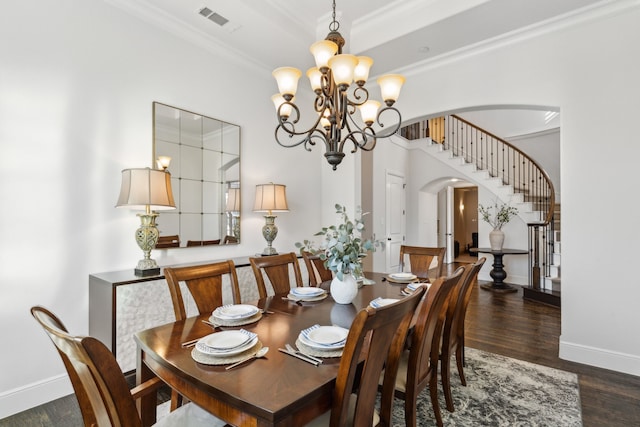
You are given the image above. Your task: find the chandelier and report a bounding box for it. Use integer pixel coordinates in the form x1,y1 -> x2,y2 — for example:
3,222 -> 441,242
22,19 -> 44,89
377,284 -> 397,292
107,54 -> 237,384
271,0 -> 405,170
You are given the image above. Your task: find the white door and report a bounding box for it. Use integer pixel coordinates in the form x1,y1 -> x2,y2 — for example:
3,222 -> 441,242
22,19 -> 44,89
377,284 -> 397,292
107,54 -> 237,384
385,171 -> 406,272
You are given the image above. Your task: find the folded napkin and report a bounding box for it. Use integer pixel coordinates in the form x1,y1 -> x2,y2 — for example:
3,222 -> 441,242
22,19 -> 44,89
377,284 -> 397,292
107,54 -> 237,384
370,297 -> 400,309
407,282 -> 421,291
301,324 -> 321,340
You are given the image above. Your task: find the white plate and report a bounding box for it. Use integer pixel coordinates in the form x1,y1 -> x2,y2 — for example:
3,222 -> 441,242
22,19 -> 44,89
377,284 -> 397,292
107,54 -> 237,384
287,292 -> 328,302
291,287 -> 325,297
369,298 -> 400,309
299,333 -> 345,350
196,331 -> 257,356
196,336 -> 258,356
307,326 -> 349,345
390,272 -> 417,281
213,304 -> 260,320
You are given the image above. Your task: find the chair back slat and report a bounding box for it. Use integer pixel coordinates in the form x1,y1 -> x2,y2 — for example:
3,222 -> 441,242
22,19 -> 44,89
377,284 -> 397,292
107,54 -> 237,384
301,251 -> 333,286
164,260 -> 241,322
399,245 -> 446,280
249,252 -> 303,298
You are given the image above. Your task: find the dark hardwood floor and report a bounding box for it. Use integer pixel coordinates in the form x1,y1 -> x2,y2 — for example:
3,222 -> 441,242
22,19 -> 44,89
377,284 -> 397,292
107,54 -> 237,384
2,262 -> 639,426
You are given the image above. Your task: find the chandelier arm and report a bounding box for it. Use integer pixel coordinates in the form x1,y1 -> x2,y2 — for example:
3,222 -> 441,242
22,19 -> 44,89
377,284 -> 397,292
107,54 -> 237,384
277,101 -> 300,124
275,125 -> 328,152
348,86 -> 370,105
336,119 -> 373,152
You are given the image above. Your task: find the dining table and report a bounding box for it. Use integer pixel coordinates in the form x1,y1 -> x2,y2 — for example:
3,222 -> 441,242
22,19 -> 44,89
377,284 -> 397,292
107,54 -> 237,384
134,271 -> 420,427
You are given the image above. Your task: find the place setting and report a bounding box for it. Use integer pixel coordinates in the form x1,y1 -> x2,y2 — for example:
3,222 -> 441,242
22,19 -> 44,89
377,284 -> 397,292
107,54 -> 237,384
208,303 -> 263,327
385,272 -> 419,284
190,328 -> 269,368
292,324 -> 350,359
282,286 -> 328,304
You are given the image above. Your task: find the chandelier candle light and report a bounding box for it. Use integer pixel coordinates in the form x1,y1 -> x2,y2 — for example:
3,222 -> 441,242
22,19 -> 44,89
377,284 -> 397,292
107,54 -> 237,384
253,183 -> 289,256
271,0 -> 405,170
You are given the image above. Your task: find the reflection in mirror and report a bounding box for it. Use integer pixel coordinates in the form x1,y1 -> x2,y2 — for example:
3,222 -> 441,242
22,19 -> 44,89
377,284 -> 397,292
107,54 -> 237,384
153,102 -> 240,247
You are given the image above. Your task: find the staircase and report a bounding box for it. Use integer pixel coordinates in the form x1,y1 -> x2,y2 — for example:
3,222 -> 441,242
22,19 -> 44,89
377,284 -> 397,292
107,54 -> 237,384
400,116 -> 560,306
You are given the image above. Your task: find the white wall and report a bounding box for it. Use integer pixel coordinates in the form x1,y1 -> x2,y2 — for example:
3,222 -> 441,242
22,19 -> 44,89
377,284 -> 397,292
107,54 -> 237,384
377,1 -> 640,376
3,0 -> 640,419
0,0 -> 322,417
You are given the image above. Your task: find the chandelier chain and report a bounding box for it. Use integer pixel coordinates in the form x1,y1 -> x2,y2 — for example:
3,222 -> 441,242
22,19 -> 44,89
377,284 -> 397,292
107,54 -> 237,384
329,0 -> 339,32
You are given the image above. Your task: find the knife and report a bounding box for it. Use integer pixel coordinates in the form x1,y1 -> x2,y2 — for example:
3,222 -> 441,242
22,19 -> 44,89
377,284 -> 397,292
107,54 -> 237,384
278,348 -> 321,366
286,344 -> 323,365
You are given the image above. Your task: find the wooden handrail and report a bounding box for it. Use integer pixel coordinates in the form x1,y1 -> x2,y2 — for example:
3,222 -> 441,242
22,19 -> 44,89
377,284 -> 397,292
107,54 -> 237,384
400,115 -> 557,289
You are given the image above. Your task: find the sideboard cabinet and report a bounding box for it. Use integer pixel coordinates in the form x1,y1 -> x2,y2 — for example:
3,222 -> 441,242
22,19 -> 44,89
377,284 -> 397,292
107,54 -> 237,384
89,257 -> 308,372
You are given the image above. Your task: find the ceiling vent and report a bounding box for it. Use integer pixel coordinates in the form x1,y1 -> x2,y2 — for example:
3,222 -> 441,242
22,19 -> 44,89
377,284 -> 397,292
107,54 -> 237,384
198,7 -> 229,27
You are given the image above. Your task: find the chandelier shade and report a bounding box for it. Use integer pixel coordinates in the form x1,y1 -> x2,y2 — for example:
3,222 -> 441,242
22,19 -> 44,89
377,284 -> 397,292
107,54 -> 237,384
271,0 -> 404,170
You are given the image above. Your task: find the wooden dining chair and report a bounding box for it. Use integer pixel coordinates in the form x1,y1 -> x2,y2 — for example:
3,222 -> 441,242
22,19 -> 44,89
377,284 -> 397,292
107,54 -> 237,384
156,235 -> 180,248
185,239 -> 221,247
221,235 -> 238,244
164,260 -> 241,322
30,306 -> 227,427
249,252 -> 304,298
398,245 -> 446,280
301,251 -> 333,286
440,257 -> 486,412
305,285 -> 427,427
390,267 -> 464,427
163,260 -> 241,412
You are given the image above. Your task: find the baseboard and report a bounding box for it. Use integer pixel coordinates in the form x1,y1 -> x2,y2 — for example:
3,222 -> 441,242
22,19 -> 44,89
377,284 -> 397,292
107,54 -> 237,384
559,338 -> 640,377
0,374 -> 73,420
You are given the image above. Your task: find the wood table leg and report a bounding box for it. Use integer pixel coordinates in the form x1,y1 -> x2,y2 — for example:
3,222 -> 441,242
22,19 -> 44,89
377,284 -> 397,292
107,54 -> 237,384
480,252 -> 518,293
137,349 -> 157,427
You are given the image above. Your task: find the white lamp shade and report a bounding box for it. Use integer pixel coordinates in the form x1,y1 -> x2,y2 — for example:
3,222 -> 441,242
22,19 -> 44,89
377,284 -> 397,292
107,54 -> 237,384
310,40 -> 338,70
358,100 -> 381,124
328,54 -> 358,86
253,183 -> 289,213
353,56 -> 373,84
116,168 -> 175,210
377,74 -> 406,103
271,94 -> 293,118
272,67 -> 302,98
306,67 -> 323,92
226,188 -> 240,212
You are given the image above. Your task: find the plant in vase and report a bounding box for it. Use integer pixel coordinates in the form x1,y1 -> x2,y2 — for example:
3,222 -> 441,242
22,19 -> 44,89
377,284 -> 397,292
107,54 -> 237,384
296,204 -> 384,304
478,201 -> 518,251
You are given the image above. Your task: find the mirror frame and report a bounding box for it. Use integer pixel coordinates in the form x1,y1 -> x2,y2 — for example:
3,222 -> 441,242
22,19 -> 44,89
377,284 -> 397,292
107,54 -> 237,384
152,102 -> 241,248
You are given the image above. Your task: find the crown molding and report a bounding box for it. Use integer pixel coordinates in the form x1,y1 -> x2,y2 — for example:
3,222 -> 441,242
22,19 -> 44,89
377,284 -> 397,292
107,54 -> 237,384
104,0 -> 272,75
397,0 -> 640,77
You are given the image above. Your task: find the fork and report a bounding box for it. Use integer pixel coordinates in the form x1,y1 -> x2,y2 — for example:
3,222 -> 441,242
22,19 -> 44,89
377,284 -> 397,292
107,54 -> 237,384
286,343 -> 323,365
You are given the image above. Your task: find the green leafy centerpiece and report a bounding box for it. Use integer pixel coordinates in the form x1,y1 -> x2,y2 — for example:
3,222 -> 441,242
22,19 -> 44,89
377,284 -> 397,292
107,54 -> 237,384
478,200 -> 518,250
296,204 -> 383,304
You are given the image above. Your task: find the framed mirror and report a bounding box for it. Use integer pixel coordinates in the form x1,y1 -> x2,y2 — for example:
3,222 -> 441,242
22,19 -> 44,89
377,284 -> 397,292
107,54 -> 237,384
152,102 -> 240,247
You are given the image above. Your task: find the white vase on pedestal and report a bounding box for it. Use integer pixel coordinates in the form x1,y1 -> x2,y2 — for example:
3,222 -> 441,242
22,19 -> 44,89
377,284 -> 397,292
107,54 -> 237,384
489,229 -> 505,251
330,273 -> 359,304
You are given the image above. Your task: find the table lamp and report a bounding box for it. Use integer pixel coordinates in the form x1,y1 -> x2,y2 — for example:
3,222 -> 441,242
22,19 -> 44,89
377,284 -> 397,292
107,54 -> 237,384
116,167 -> 176,276
253,183 -> 288,256
225,187 -> 241,238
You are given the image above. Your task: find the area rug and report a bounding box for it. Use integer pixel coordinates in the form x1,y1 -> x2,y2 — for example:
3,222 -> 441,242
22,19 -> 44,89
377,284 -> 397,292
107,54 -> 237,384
388,347 -> 582,426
